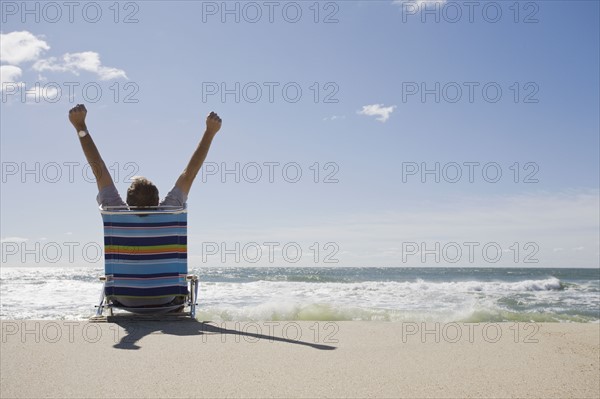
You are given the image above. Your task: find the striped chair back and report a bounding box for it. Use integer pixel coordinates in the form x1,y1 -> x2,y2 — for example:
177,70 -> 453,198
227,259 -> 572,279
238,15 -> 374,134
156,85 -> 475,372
101,206 -> 188,299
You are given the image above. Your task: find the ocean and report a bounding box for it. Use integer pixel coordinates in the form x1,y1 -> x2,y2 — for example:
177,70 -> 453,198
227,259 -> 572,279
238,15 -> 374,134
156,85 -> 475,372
1,267 -> 598,322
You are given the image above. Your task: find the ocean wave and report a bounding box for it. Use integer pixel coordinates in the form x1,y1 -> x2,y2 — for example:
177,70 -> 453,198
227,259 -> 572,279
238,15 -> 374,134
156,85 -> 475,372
234,277 -> 568,294
195,303 -> 598,323
459,277 -> 565,292
1,267 -> 597,321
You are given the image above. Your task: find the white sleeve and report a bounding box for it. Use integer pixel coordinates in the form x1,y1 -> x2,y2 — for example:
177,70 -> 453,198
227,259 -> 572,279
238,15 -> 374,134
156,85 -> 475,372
159,185 -> 188,207
96,184 -> 127,208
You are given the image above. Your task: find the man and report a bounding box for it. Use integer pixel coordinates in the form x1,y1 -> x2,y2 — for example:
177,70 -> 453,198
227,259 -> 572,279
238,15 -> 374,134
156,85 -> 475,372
69,104 -> 222,307
68,104 -> 222,209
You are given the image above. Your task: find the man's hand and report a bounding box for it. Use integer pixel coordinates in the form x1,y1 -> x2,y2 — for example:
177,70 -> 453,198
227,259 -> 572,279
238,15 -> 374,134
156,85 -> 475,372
206,111 -> 222,136
69,104 -> 87,131
175,111 -> 222,196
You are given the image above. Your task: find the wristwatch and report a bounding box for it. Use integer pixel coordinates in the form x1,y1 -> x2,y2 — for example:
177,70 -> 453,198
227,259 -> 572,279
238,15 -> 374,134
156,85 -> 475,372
78,130 -> 88,138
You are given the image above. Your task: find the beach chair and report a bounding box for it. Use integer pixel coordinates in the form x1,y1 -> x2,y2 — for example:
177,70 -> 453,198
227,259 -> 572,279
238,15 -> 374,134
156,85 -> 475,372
95,205 -> 199,318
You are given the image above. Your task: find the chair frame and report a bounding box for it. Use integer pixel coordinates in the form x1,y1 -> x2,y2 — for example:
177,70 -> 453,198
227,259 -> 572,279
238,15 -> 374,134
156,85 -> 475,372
94,205 -> 199,318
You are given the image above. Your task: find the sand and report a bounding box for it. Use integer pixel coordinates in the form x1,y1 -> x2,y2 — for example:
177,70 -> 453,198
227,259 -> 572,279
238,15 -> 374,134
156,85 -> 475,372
1,320 -> 598,398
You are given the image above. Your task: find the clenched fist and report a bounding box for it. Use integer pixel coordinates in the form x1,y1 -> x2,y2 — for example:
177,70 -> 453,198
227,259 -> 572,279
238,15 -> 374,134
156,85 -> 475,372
69,104 -> 87,131
206,111 -> 222,136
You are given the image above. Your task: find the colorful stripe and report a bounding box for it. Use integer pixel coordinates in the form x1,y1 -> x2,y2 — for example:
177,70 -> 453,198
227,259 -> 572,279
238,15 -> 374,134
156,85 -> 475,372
114,272 -> 187,278
104,236 -> 187,246
102,209 -> 189,298
105,261 -> 187,275
102,213 -> 187,224
103,227 -> 187,238
105,253 -> 187,261
105,286 -> 187,297
106,276 -> 186,288
105,244 -> 187,254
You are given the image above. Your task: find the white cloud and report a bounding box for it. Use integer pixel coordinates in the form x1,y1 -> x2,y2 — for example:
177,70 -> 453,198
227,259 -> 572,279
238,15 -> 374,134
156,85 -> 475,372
33,51 -> 127,80
24,84 -> 60,102
0,65 -> 23,91
323,115 -> 346,121
1,65 -> 59,102
1,31 -> 127,88
393,0 -> 447,7
0,31 -> 50,65
357,104 -> 396,122
572,246 -> 585,251
0,236 -> 28,243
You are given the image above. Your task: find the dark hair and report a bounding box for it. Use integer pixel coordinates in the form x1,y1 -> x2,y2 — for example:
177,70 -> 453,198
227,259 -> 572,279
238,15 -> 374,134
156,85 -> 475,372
126,177 -> 159,208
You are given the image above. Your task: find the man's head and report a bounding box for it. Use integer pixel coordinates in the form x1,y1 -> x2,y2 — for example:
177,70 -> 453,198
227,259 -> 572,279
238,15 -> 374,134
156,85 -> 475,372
127,176 -> 159,208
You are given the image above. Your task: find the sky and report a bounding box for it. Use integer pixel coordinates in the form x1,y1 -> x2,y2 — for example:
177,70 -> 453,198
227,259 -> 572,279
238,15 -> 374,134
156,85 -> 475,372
1,0 -> 599,268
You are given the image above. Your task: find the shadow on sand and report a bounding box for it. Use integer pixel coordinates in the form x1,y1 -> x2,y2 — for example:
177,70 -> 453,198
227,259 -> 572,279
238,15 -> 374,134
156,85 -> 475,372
108,318 -> 338,351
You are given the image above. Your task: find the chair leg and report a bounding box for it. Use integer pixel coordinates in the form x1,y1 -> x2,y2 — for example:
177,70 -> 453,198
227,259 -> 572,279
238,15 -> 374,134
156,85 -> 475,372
189,277 -> 199,318
96,281 -> 106,317
190,280 -> 195,318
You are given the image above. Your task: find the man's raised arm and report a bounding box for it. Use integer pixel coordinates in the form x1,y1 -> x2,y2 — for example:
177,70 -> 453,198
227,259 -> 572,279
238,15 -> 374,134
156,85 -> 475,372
68,104 -> 113,191
174,111 -> 222,196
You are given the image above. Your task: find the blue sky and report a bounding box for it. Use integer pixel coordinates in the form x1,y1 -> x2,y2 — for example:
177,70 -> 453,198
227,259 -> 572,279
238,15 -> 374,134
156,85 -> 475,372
1,0 -> 598,268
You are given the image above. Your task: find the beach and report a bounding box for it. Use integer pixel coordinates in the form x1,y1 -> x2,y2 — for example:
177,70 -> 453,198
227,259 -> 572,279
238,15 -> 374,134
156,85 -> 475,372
1,320 -> 598,398
2,1 -> 599,397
